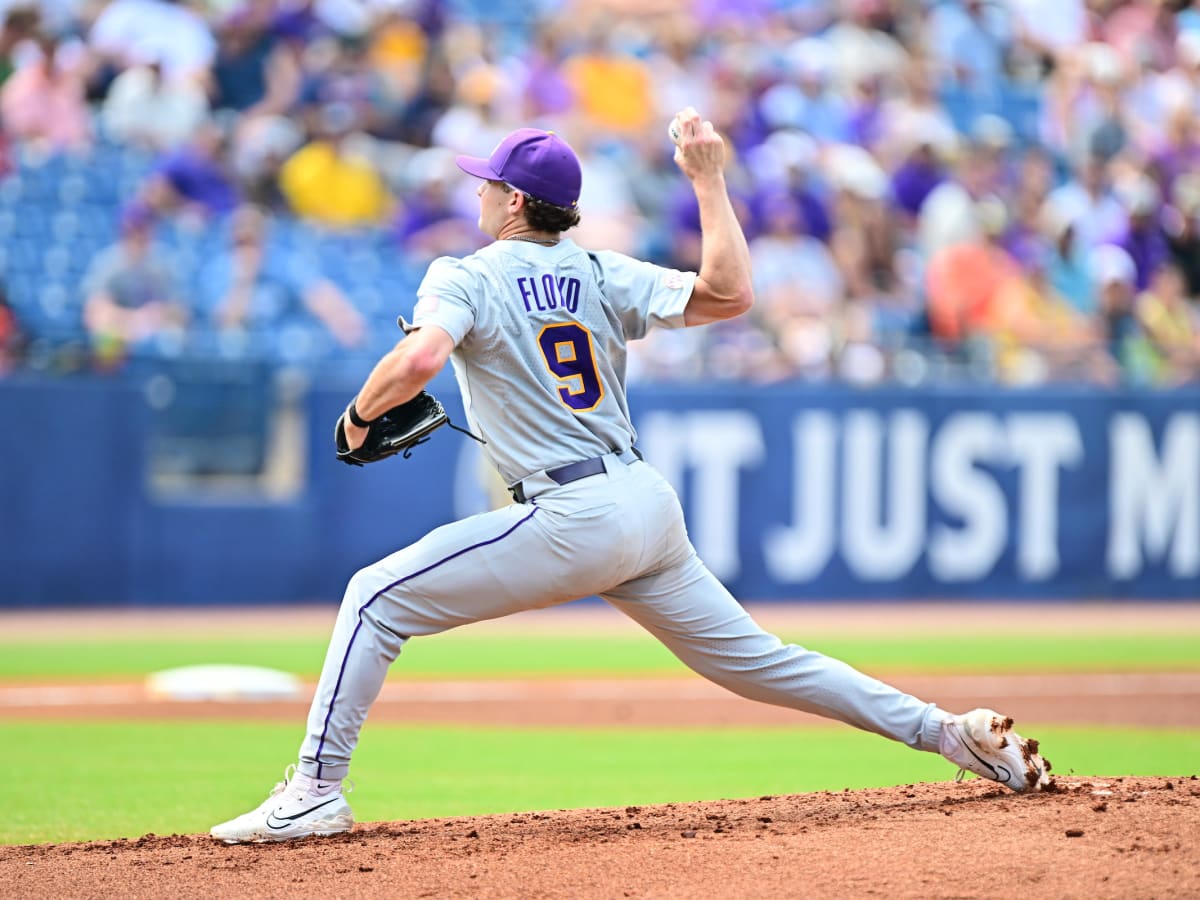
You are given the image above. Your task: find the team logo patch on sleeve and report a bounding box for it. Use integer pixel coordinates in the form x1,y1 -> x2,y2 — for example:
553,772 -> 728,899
415,295 -> 441,316
663,271 -> 685,290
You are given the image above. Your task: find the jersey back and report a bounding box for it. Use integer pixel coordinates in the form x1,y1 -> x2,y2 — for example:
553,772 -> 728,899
411,238 -> 696,484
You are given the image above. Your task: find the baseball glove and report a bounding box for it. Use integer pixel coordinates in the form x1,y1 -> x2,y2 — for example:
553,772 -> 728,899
335,390 -> 449,466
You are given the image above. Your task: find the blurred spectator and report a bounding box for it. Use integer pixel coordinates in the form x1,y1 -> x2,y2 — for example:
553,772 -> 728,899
1101,0 -> 1178,72
925,196 -> 1020,344
429,59 -> 508,154
0,283 -> 24,374
825,144 -> 900,304
1041,201 -> 1096,315
643,15 -> 708,129
390,147 -> 483,260
877,57 -> 958,172
1149,103 -> 1200,193
1108,173 -> 1170,291
917,137 -> 1005,258
139,121 -> 240,221
845,70 -> 887,152
1,33 -> 91,154
210,1 -> 302,117
101,49 -> 209,150
1136,261 -> 1200,382
515,23 -> 574,120
1163,28 -> 1200,113
88,0 -> 216,85
1124,33 -> 1190,156
364,9 -> 434,137
889,128 -> 949,224
1164,172 -> 1200,296
0,126 -> 8,178
563,27 -> 654,135
749,193 -> 843,344
228,113 -> 304,210
294,36 -> 384,137
764,130 -> 831,243
1000,144 -> 1055,269
990,244 -> 1102,384
278,102 -> 391,228
824,0 -> 908,94
757,37 -> 848,143
82,205 -> 188,368
571,140 -> 647,256
1045,150 -> 1128,254
1090,243 -> 1151,383
751,199 -> 845,381
0,7 -> 39,87
926,0 -> 1011,91
384,31 -> 455,146
1059,42 -> 1132,162
1006,0 -> 1088,64
198,204 -> 366,350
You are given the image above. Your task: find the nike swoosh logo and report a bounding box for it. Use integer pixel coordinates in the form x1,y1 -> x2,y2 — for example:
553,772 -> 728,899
265,796 -> 341,830
963,740 -> 1012,784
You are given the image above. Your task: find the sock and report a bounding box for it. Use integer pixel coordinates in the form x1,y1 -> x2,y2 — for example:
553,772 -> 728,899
291,771 -> 341,797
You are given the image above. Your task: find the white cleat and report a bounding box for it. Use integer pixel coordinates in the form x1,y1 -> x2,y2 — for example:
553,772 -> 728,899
940,708 -> 1053,793
210,767 -> 354,844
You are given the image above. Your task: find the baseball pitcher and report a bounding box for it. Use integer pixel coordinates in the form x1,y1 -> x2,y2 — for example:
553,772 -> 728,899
211,109 -> 1051,843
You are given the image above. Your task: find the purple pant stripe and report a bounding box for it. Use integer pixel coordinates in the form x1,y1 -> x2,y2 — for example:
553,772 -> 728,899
314,506 -> 540,776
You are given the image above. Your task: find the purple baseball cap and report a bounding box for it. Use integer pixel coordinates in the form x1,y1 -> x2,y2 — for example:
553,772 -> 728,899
456,128 -> 582,208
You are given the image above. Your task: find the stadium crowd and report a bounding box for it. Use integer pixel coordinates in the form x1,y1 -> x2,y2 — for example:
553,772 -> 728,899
0,0 -> 1199,386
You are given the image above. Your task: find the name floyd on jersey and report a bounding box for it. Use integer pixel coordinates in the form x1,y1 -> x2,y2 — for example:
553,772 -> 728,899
516,274 -> 581,315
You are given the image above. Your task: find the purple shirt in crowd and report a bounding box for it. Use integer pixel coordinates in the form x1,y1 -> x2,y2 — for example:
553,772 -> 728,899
1113,222 -> 1170,291
156,148 -> 239,216
890,158 -> 944,218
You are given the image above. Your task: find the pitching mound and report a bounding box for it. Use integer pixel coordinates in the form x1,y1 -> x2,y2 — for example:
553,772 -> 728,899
4,777 -> 1196,899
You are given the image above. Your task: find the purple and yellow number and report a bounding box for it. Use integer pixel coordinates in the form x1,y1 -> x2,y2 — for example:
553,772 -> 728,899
536,323 -> 605,412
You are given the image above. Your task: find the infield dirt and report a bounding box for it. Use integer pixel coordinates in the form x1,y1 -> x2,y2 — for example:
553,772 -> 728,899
3,777 -> 1197,899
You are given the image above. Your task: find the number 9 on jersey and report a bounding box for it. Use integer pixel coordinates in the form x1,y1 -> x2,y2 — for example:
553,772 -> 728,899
537,323 -> 605,412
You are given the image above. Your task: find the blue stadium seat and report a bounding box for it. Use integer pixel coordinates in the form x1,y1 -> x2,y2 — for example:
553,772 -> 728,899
0,175 -> 23,207
56,174 -> 89,205
998,85 -> 1043,144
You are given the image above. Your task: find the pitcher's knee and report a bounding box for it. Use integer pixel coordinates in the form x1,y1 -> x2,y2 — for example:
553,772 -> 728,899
341,564 -> 454,640
343,565 -> 385,605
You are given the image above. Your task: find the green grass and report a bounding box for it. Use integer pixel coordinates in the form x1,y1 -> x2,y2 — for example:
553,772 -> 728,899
2,719 -> 1197,845
2,632 -> 1198,680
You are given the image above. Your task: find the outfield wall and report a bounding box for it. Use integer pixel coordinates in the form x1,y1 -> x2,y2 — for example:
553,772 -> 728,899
1,373 -> 1197,606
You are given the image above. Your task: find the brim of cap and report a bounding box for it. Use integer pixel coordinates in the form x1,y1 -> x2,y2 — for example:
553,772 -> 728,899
455,154 -> 500,181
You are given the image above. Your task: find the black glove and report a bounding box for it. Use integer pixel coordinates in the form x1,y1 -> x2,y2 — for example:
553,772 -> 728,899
334,390 -> 449,466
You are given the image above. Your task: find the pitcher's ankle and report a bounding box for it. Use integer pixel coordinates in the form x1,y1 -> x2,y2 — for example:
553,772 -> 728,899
291,770 -> 342,796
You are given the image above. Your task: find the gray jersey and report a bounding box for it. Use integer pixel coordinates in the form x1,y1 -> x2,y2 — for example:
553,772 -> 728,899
411,238 -> 697,484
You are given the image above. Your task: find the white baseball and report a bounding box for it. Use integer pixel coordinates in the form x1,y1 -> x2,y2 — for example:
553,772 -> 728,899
668,119 -> 682,145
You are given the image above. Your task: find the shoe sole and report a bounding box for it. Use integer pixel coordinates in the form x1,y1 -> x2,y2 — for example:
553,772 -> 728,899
215,829 -> 351,844
212,817 -> 354,844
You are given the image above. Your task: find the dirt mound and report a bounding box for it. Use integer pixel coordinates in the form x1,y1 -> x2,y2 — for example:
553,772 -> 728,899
4,777 -> 1197,899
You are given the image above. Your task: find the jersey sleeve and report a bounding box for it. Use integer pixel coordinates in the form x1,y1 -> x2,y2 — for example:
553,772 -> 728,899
410,255 -> 478,345
589,250 -> 697,341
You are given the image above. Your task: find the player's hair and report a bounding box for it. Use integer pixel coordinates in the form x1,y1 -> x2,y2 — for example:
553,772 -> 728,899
498,182 -> 581,233
522,194 -> 582,233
